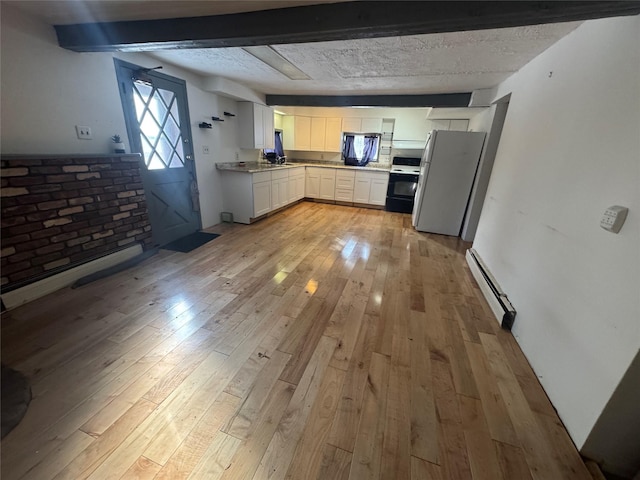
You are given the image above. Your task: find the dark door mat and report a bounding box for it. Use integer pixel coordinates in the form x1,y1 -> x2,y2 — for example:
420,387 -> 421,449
161,231 -> 220,253
1,365 -> 32,438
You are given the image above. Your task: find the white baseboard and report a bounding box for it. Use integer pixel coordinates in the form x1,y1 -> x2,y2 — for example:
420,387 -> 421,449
1,244 -> 143,310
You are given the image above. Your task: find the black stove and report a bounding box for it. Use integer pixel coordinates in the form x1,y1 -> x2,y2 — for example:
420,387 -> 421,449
385,156 -> 421,214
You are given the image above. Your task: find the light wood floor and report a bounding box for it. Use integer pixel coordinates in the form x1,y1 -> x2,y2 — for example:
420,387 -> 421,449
1,201 -> 593,480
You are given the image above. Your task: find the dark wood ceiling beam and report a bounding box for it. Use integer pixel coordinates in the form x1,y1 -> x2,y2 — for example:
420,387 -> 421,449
265,93 -> 473,108
55,1 -> 640,52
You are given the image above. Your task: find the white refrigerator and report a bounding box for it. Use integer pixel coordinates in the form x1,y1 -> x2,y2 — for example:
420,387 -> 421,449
412,130 -> 486,236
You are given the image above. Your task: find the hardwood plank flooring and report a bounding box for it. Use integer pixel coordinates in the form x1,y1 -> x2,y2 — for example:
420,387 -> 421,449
1,201 -> 591,480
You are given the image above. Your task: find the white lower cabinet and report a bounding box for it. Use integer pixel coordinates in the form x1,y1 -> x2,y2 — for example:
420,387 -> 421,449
335,170 -> 355,202
319,169 -> 336,201
354,171 -> 389,206
288,167 -> 305,202
271,170 -> 289,210
305,167 -> 322,199
253,180 -> 271,217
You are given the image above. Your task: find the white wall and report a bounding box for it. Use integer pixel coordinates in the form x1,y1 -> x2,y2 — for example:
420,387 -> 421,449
0,4 -> 262,229
473,15 -> 640,449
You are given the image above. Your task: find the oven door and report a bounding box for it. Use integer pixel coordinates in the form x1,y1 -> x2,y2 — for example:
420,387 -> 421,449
385,173 -> 419,213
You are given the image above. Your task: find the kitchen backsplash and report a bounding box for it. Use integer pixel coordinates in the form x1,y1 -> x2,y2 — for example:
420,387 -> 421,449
284,150 -> 391,165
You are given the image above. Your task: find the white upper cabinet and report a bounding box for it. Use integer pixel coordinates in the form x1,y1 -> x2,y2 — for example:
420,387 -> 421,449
342,117 -> 383,134
342,117 -> 361,133
324,118 -> 343,152
238,102 -> 274,149
310,117 -> 326,151
282,115 -> 311,151
361,117 -> 383,133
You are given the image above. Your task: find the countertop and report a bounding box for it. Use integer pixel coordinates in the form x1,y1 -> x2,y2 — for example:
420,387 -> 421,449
216,161 -> 391,173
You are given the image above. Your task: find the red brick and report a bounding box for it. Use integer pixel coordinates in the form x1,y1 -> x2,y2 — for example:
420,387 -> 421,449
67,236 -> 91,247
68,196 -> 94,206
29,184 -> 63,194
104,185 -> 126,193
92,230 -> 114,240
1,167 -> 29,177
26,211 -> 57,222
126,228 -> 144,237
38,199 -> 68,210
44,258 -> 71,271
90,179 -> 113,187
51,190 -> 83,200
1,247 -> 16,257
7,251 -> 35,263
43,218 -> 72,228
3,204 -> 38,216
112,212 -> 131,221
79,188 -> 103,196
63,220 -> 88,232
31,227 -> 61,240
36,243 -> 65,255
119,203 -> 138,212
9,223 -> 42,236
1,187 -> 29,197
18,193 -> 51,204
51,232 -> 78,243
46,174 -> 76,183
89,164 -> 112,171
1,234 -> 31,246
62,181 -> 90,191
1,216 -> 26,228
30,166 -> 62,174
76,172 -> 101,180
8,176 -> 46,187
82,239 -> 106,250
59,206 -> 84,216
62,165 -> 89,173
4,159 -> 42,167
79,225 -> 104,236
14,238 -> 48,251
117,191 -> 137,198
118,237 -> 136,247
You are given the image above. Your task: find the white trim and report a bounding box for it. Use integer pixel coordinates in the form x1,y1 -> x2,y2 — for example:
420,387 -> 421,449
1,245 -> 143,310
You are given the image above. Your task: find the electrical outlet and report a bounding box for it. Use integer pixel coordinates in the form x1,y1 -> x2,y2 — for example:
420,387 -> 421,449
75,125 -> 92,140
235,152 -> 240,161
600,205 -> 628,233
202,145 -> 210,155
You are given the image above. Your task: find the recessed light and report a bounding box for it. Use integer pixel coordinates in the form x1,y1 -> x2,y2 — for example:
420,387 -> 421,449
243,46 -> 311,81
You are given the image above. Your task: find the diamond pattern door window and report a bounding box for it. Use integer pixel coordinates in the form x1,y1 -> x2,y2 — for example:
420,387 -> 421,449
133,80 -> 185,170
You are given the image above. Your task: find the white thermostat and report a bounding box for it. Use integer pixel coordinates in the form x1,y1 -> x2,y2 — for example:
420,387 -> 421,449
600,205 -> 628,233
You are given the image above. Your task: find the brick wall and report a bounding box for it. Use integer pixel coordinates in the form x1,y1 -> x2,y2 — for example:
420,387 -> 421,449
1,155 -> 153,290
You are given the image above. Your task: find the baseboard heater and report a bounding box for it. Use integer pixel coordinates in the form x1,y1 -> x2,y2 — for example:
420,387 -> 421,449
466,248 -> 516,330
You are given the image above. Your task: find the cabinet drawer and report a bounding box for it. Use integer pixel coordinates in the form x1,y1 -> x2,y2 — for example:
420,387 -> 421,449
336,170 -> 355,179
252,171 -> 272,184
335,188 -> 354,202
336,176 -> 355,189
271,169 -> 289,180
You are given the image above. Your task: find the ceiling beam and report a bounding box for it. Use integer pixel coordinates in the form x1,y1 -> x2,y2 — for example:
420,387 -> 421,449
265,93 -> 472,108
55,1 -> 640,52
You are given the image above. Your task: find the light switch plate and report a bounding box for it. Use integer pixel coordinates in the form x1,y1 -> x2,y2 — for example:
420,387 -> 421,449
75,125 -> 92,139
600,205 -> 628,233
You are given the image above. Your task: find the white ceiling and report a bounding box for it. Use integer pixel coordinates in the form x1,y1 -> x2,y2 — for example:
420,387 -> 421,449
9,0 -> 582,97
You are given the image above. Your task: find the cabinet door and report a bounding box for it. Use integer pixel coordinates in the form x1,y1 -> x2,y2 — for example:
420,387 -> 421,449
319,171 -> 336,200
342,117 -> 361,133
353,177 -> 371,203
369,176 -> 389,205
305,171 -> 320,198
361,117 -> 383,133
253,181 -> 271,217
263,106 -> 275,148
271,179 -> 282,210
295,116 -> 311,150
310,117 -> 326,151
325,118 -> 342,152
278,177 -> 288,207
431,119 -> 451,131
288,176 -> 297,204
296,174 -> 305,200
253,103 -> 265,148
